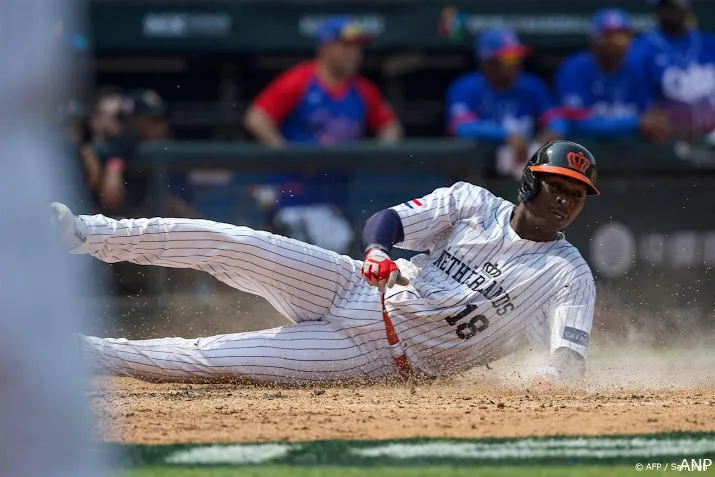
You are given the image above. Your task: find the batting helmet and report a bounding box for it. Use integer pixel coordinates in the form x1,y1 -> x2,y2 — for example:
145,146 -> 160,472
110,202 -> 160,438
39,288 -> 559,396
517,140 -> 600,203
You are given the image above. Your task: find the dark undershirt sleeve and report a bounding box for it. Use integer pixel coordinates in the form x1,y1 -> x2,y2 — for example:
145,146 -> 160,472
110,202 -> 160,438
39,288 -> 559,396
360,209 -> 405,254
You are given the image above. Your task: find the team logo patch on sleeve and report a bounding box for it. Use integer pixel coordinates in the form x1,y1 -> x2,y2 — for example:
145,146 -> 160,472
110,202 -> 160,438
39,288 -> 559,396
403,199 -> 423,209
562,326 -> 589,346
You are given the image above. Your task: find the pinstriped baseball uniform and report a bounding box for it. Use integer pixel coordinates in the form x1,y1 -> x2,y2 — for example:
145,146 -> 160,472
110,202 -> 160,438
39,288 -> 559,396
80,181 -> 595,383
385,182 -> 595,378
80,216 -> 395,383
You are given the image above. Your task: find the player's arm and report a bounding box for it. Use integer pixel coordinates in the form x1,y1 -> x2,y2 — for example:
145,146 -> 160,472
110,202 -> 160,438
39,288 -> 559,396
360,208 -> 405,291
376,120 -> 402,143
361,182 -> 485,288
244,107 -> 285,147
97,134 -> 139,212
446,79 -> 509,142
99,156 -> 126,210
634,66 -> 671,143
356,77 -> 403,144
628,35 -> 659,97
555,60 -> 641,139
537,276 -> 596,387
572,114 -> 642,139
360,182 -> 489,290
244,66 -> 306,147
360,182 -> 488,290
79,144 -> 102,191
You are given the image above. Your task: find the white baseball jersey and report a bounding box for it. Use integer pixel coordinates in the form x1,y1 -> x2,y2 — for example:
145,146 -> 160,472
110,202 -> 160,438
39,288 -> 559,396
79,181 -> 594,384
386,182 -> 595,377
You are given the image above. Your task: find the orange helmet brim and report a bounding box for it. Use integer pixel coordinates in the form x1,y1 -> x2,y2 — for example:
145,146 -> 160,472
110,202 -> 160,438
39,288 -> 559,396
530,164 -> 600,195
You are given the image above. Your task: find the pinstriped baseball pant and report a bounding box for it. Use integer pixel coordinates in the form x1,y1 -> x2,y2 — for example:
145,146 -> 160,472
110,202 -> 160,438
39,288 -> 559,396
79,215 -> 398,384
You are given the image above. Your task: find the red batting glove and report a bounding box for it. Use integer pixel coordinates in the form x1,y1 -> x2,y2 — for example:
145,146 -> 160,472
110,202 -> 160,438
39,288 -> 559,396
362,249 -> 400,292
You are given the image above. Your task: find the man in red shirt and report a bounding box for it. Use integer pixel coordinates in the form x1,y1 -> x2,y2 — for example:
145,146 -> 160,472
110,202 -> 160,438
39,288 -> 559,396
244,16 -> 403,254
245,16 -> 402,145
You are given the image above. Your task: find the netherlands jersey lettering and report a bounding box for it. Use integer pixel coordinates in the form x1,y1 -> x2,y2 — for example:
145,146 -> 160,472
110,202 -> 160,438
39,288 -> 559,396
385,182 -> 596,377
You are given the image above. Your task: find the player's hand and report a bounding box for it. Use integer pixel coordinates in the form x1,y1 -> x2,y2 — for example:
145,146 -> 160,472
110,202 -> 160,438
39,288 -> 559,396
99,158 -> 127,211
362,249 -> 404,292
100,174 -> 127,211
248,184 -> 278,211
639,110 -> 670,143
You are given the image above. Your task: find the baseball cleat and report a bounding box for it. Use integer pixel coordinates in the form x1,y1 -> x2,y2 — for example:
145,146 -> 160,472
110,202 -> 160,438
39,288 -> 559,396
50,202 -> 89,253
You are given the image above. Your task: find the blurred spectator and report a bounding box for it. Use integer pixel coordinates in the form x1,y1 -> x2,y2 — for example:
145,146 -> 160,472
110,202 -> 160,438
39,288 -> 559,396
244,15 -> 402,254
98,89 -> 195,218
631,0 -> 715,144
446,27 -> 568,180
555,8 -> 670,142
95,89 -> 198,296
88,86 -> 124,144
244,16 -> 401,146
59,99 -> 103,210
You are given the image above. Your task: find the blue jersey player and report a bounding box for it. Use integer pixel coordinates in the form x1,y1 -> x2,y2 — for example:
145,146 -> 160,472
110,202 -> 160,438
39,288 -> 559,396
631,0 -> 715,139
446,27 -> 568,179
555,8 -> 670,142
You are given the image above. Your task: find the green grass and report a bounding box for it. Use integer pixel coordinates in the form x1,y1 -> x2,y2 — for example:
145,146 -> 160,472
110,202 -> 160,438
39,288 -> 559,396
125,465 -> 657,477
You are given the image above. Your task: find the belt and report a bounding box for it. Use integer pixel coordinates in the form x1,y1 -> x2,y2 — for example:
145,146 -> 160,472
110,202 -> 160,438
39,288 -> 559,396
380,294 -> 412,380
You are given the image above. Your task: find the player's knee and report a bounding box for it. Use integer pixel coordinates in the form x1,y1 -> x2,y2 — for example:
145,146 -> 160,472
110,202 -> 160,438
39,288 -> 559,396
187,222 -> 262,247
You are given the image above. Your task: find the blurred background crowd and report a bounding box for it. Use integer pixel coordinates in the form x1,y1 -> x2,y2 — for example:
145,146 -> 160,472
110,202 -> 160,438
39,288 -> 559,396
57,0 -> 715,324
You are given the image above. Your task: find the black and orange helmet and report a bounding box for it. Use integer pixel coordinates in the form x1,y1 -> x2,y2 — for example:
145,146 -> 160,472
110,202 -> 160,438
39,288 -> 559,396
517,140 -> 600,203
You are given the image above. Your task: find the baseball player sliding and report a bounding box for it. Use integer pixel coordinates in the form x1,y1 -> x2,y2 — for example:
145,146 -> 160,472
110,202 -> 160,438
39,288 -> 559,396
52,140 -> 598,386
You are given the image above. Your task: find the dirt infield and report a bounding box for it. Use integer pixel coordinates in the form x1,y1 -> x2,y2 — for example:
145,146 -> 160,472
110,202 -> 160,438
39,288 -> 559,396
91,348 -> 715,445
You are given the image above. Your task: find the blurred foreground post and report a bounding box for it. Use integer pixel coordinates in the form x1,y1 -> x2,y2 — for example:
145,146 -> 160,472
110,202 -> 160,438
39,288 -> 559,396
0,1 -> 106,476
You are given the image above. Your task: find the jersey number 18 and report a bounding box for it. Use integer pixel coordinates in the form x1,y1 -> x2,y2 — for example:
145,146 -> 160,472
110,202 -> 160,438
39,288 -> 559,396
445,305 -> 489,340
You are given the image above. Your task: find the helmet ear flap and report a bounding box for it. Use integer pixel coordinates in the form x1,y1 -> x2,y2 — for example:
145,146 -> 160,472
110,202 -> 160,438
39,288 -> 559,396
518,166 -> 539,203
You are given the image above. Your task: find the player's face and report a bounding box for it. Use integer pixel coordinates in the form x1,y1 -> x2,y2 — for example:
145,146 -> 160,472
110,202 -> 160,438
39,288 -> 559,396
91,96 -> 123,140
325,41 -> 364,78
655,3 -> 689,32
529,174 -> 588,231
482,57 -> 522,89
134,116 -> 168,141
594,30 -> 633,61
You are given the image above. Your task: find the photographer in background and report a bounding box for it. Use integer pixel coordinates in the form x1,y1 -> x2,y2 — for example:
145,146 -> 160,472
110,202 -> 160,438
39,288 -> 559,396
94,89 -> 198,295
98,89 -> 196,218
59,99 -> 103,211
88,86 -> 124,144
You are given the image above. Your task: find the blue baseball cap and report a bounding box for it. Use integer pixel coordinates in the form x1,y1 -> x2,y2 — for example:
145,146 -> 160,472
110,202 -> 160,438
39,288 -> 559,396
475,28 -> 530,62
592,8 -> 632,37
317,16 -> 372,46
